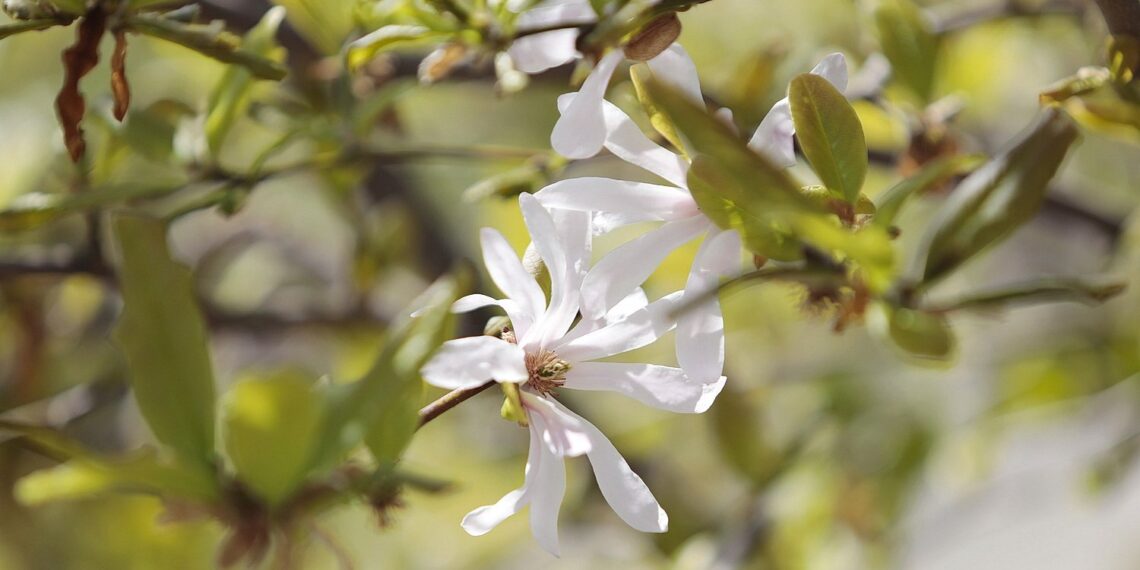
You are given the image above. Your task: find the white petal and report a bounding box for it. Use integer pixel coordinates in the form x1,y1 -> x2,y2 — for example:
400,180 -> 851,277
811,52 -> 849,92
509,30 -> 580,74
536,177 -> 696,221
605,287 -> 649,325
555,291 -> 682,362
451,294 -> 499,313
546,398 -> 668,533
592,210 -> 658,234
646,43 -> 703,105
551,208 -> 592,286
526,412 -> 568,556
747,98 -> 796,168
551,50 -> 624,159
420,336 -> 528,389
524,391 -> 593,457
676,229 -> 740,382
460,427 -> 543,535
563,362 -> 725,413
519,194 -> 580,349
579,216 -> 707,320
481,228 -> 546,324
601,101 -> 690,187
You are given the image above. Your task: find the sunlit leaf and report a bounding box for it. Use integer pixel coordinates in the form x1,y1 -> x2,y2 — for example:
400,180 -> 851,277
915,109 -> 1080,284
15,451 -> 219,506
222,370 -> 324,507
875,0 -> 940,103
113,214 -> 217,472
630,64 -> 687,154
789,73 -> 868,203
346,25 -> 447,71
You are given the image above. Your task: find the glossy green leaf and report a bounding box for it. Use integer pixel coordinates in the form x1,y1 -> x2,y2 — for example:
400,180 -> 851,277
873,154 -> 985,229
789,73 -> 868,203
113,214 -> 217,471
875,0 -> 940,103
127,12 -> 287,81
15,451 -> 219,506
222,370 -> 324,507
915,109 -> 1080,284
874,304 -> 955,362
346,25 -> 447,71
203,7 -> 287,156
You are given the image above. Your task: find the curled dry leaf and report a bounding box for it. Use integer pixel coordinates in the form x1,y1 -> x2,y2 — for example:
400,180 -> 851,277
56,9 -> 107,163
111,30 -> 130,122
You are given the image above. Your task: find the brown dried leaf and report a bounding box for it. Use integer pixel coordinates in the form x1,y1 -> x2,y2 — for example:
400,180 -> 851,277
111,30 -> 130,122
56,9 -> 107,163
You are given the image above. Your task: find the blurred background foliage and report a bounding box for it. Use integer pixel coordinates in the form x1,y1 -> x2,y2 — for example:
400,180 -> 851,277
0,0 -> 1139,568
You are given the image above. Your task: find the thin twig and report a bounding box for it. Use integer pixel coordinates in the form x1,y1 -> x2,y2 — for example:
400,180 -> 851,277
417,381 -> 496,428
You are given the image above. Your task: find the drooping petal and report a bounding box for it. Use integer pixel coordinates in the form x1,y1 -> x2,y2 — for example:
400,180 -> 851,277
481,228 -> 545,326
420,336 -> 528,389
554,291 -> 683,362
519,194 -> 580,350
579,216 -> 707,320
508,0 -> 596,73
600,100 -> 690,187
747,98 -> 796,168
551,50 -> 624,159
646,43 -> 703,105
526,412 -> 568,556
811,52 -> 849,92
676,229 -> 741,383
562,362 -> 725,413
460,426 -> 543,536
536,177 -> 696,221
545,398 -> 668,533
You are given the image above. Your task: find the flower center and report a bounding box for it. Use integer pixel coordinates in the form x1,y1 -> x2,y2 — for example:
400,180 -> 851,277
524,350 -> 571,396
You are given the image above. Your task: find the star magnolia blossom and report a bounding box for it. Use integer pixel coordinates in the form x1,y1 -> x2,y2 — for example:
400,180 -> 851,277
420,194 -> 725,555
535,52 -> 849,385
505,0 -> 698,159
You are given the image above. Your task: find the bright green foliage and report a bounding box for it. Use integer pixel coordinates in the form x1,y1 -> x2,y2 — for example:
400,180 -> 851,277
789,73 -> 868,203
222,371 -> 326,508
204,7 -> 288,157
112,215 -> 218,473
875,0 -> 940,103
915,109 -> 1080,284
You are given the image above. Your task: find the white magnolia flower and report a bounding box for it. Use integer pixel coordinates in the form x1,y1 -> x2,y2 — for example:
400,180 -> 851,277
535,52 -> 849,384
421,194 -> 725,554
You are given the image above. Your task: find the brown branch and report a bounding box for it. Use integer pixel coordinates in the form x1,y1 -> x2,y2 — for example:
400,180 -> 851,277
1095,0 -> 1140,36
417,381 -> 496,428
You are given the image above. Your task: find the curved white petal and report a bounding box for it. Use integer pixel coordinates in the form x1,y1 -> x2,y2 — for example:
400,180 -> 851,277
592,210 -> 658,234
451,294 -> 499,313
481,228 -> 545,324
646,43 -> 702,105
519,194 -> 580,350
676,229 -> 741,383
526,412 -> 567,556
461,488 -> 527,536
600,101 -> 690,187
536,177 -> 696,221
420,336 -> 528,389
747,98 -> 796,168
510,30 -> 581,74
545,398 -> 668,533
579,216 -> 707,320
524,391 -> 593,457
451,295 -> 533,340
551,50 -> 624,159
560,287 -> 649,345
554,291 -> 682,362
563,362 -> 725,413
551,208 -> 592,287
811,52 -> 849,92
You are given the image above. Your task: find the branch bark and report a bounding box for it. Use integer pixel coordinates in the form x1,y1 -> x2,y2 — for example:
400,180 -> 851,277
1095,0 -> 1140,36
417,381 -> 496,428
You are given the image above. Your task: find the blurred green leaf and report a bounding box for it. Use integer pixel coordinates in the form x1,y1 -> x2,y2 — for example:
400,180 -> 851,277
915,109 -> 1080,284
1040,67 -> 1111,106
15,451 -> 219,506
873,154 -> 985,229
271,0 -> 355,54
709,385 -> 779,487
127,12 -> 287,81
924,277 -> 1126,313
204,7 -> 287,157
874,304 -> 955,361
0,18 -> 61,39
119,99 -> 196,162
222,370 -> 324,507
128,0 -> 176,9
113,214 -> 217,472
875,0 -> 940,103
346,25 -> 448,71
630,64 -> 687,155
0,184 -> 181,231
1058,85 -> 1140,144
789,73 -> 868,203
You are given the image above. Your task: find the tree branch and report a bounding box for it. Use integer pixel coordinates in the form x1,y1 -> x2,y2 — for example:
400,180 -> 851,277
1095,0 -> 1140,36
417,381 -> 496,428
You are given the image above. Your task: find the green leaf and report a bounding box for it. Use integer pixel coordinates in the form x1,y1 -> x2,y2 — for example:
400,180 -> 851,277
0,184 -> 181,231
709,385 -> 780,487
346,25 -> 446,71
630,64 -> 687,154
923,277 -> 1126,313
127,12 -> 287,81
789,73 -> 868,203
271,0 -> 355,55
202,7 -> 287,157
0,18 -> 62,40
873,304 -> 956,362
15,451 -> 219,506
112,214 -> 217,471
119,99 -> 196,162
875,0 -> 940,103
222,370 -> 324,507
873,154 -> 985,229
915,109 -> 1080,284
1039,67 -> 1111,106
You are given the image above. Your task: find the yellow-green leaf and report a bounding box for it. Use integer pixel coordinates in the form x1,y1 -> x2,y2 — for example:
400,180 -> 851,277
875,0 -> 940,103
15,451 -> 219,506
873,304 -> 956,362
346,25 -> 446,71
789,73 -> 868,203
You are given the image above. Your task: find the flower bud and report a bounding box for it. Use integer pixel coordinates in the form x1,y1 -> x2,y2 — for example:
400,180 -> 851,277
623,13 -> 681,62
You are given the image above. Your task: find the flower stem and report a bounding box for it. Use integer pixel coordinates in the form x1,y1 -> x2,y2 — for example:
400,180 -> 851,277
417,381 -> 496,429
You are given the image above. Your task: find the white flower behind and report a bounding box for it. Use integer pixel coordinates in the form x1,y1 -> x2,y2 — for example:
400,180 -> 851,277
420,194 -> 725,555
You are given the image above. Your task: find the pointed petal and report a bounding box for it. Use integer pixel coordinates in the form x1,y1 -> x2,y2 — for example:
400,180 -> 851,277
536,177 -> 696,221
555,291 -> 682,362
747,98 -> 796,168
420,336 -> 528,389
526,412 -> 567,556
563,362 -> 725,413
551,50 -> 624,159
811,52 -> 848,92
519,194 -> 580,349
579,216 -> 706,320
676,229 -> 740,382
524,391 -> 593,457
509,30 -> 580,74
451,294 -> 500,313
546,398 -> 668,533
461,427 -> 542,536
600,101 -> 690,187
481,228 -> 545,323
646,43 -> 703,105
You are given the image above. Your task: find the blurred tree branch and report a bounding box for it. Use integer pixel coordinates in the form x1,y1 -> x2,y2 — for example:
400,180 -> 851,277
1094,0 -> 1140,36
930,0 -> 1087,34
